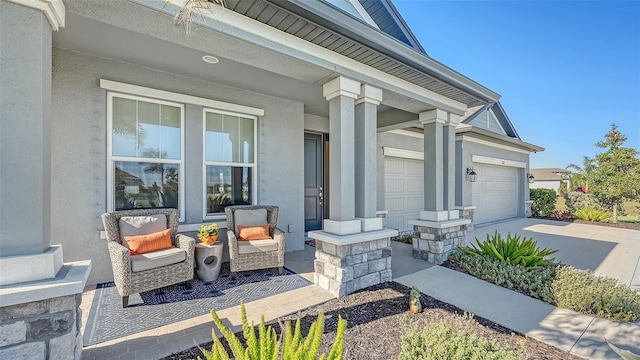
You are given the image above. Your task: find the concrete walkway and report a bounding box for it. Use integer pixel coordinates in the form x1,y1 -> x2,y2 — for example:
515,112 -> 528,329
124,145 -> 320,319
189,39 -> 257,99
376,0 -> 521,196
397,218 -> 640,360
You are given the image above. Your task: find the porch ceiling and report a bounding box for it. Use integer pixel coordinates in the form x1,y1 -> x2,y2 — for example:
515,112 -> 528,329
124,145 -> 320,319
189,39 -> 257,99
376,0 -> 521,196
53,0 -> 436,119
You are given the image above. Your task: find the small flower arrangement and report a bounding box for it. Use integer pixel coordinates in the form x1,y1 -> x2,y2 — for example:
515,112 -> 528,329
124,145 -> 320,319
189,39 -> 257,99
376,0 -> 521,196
198,223 -> 219,245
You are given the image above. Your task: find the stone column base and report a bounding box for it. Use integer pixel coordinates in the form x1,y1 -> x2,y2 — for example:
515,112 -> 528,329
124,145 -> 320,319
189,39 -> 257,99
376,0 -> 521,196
525,200 -> 533,217
456,206 -> 476,231
409,219 -> 471,264
309,229 -> 398,297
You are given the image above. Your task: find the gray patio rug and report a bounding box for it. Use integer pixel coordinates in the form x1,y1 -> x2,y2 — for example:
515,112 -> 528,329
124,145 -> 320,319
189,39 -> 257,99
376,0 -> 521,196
83,264 -> 311,345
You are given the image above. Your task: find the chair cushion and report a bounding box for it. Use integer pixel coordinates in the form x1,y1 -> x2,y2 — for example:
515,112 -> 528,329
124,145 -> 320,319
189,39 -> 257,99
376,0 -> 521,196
234,209 -> 267,236
131,247 -> 186,272
119,214 -> 167,249
238,224 -> 272,240
124,229 -> 172,255
237,239 -> 278,254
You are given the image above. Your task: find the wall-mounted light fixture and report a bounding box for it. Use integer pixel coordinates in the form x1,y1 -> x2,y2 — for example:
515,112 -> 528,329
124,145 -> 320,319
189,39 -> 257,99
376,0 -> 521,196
466,167 -> 478,182
527,173 -> 535,184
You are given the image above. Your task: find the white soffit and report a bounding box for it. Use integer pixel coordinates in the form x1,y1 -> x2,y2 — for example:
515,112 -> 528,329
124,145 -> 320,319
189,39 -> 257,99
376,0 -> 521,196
100,79 -> 265,116
472,155 -> 527,169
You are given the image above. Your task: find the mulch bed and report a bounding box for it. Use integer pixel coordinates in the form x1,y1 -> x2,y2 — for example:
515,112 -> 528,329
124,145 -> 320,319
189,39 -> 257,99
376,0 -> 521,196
161,282 -> 581,360
534,216 -> 640,230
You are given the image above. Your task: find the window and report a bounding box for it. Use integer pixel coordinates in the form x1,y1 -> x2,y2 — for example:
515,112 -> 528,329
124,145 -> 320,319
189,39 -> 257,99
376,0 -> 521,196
107,93 -> 184,218
204,109 -> 256,216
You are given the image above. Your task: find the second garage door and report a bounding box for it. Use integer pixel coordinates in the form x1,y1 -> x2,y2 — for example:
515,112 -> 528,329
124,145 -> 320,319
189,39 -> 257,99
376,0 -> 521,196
384,157 -> 423,231
472,163 -> 519,224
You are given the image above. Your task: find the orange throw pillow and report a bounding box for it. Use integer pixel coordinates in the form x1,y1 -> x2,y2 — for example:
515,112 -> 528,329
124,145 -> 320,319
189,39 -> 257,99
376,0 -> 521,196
124,228 -> 173,255
237,224 -> 272,240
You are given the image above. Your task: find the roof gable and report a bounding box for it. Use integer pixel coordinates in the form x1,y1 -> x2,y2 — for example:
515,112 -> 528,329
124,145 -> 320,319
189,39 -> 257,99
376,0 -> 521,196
356,0 -> 426,53
461,102 -> 520,139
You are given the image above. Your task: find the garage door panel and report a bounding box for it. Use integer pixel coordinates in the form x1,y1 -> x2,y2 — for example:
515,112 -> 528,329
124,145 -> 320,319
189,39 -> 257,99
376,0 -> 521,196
472,163 -> 519,224
384,157 -> 424,231
384,158 -> 405,174
406,179 -> 423,193
385,178 -> 405,193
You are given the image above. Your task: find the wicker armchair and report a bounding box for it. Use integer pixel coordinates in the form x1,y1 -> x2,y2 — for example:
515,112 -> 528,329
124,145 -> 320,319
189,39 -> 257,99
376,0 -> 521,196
101,208 -> 195,307
225,205 -> 285,277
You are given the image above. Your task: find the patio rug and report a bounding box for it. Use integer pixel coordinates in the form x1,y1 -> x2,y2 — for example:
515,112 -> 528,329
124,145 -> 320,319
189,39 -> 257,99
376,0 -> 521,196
83,264 -> 311,345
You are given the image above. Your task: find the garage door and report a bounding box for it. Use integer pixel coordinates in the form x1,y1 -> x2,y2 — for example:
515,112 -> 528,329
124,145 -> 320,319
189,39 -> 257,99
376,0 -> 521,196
472,163 -> 519,224
384,157 -> 423,231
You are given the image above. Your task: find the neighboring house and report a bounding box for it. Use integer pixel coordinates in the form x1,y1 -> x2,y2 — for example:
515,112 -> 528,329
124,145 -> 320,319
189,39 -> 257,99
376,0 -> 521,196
1,0 -> 544,288
530,168 -> 570,193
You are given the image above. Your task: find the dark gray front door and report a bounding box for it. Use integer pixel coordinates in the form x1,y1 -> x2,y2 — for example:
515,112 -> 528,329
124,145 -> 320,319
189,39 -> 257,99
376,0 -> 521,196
304,133 -> 325,232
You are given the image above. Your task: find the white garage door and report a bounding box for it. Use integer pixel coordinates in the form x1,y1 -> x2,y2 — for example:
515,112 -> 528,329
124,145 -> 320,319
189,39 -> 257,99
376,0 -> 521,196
384,157 -> 423,231
472,163 -> 519,224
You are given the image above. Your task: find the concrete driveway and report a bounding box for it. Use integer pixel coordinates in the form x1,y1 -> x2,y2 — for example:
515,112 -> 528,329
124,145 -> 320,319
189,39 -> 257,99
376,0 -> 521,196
468,218 -> 640,290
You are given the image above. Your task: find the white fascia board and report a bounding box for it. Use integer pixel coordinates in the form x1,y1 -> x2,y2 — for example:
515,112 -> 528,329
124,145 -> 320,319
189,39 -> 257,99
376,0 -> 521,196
159,0 -> 467,114
7,0 -> 65,30
455,135 -> 531,155
383,147 -> 424,160
100,79 -> 265,116
377,120 -> 420,133
472,155 -> 527,169
388,129 -> 423,138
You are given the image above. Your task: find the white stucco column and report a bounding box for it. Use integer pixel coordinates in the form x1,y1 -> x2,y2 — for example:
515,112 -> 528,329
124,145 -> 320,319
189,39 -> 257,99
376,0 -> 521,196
354,84 -> 383,231
321,76 -> 361,235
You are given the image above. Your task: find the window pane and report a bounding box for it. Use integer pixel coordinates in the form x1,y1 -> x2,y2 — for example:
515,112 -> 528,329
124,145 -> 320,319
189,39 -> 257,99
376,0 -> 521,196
112,97 -> 181,159
205,112 -> 253,163
206,165 -> 252,214
114,161 -> 179,210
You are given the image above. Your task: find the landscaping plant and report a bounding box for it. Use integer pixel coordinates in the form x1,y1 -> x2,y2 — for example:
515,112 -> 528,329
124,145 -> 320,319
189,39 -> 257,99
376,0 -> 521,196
399,313 -> 527,360
448,251 -> 555,303
551,209 -> 572,220
574,206 -> 612,222
564,191 -> 601,214
200,301 -> 346,360
551,266 -> 640,322
460,231 -> 558,269
530,188 -> 557,217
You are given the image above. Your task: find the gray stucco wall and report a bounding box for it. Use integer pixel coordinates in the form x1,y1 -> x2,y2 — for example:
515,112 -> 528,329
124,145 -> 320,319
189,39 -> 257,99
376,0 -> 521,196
456,139 -> 530,213
376,132 -> 423,211
52,48 -> 305,284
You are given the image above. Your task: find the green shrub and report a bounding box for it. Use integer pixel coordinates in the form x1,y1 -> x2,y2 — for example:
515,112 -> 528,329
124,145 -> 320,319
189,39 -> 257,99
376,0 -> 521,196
564,191 -> 601,214
530,188 -> 557,217
551,266 -> 640,322
575,206 -> 612,222
448,251 -> 555,302
460,231 -> 558,269
200,301 -> 346,360
392,232 -> 414,244
398,313 -> 527,360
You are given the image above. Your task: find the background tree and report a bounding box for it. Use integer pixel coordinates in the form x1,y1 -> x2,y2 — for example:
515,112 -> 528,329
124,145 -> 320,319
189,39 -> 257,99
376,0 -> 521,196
591,123 -> 640,223
565,156 -> 596,192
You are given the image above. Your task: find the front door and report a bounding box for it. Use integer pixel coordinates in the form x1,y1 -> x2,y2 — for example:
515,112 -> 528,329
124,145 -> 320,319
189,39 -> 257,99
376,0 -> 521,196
304,133 -> 326,231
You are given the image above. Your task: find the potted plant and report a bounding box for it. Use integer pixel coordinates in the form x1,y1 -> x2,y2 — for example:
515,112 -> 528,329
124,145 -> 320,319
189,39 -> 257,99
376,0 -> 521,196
197,222 -> 219,245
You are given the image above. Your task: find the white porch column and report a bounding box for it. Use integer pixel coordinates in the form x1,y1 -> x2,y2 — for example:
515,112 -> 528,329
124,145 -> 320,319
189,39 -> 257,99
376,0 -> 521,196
0,2 -> 90,359
321,76 -> 361,235
410,109 -> 469,264
310,78 -> 397,298
354,84 -> 383,231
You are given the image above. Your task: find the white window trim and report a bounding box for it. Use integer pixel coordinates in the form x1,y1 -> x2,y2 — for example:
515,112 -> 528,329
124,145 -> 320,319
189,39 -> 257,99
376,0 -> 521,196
106,92 -> 186,221
100,79 -> 265,117
202,108 -> 258,220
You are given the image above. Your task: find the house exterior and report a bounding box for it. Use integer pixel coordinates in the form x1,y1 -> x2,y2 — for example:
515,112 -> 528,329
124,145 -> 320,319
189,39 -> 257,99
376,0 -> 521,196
0,1 -> 544,355
530,168 -> 570,193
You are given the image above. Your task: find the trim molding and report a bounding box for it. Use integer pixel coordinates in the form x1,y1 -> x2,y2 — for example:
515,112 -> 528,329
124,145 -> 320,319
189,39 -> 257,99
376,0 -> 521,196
456,135 -> 531,154
472,155 -> 527,169
388,129 -> 423,138
383,147 -> 423,160
6,0 -> 65,30
99,79 -> 265,116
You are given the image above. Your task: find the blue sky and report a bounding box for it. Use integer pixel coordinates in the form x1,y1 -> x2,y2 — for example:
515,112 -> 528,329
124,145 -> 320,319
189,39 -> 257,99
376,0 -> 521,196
393,0 -> 640,169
